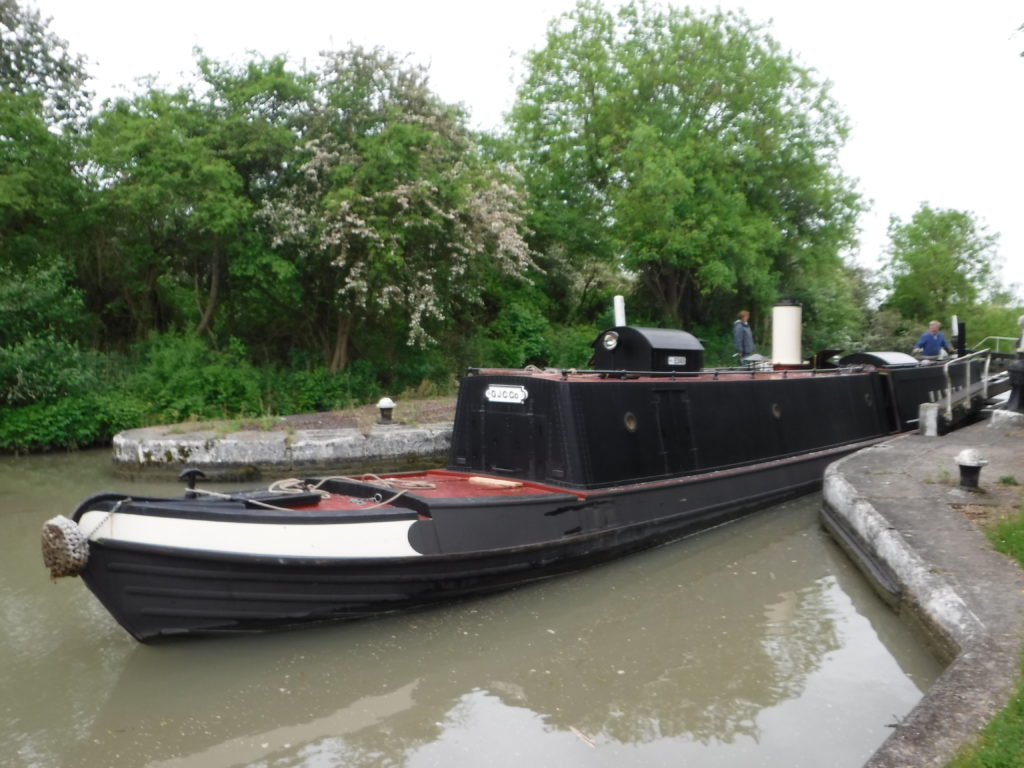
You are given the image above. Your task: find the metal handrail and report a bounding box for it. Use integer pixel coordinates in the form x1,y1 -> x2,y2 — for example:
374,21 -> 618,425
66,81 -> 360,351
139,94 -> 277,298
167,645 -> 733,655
976,336 -> 1018,354
942,348 -> 990,420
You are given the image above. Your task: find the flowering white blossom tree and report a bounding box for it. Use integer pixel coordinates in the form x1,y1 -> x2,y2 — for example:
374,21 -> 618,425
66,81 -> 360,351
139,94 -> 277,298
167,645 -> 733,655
260,48 -> 534,372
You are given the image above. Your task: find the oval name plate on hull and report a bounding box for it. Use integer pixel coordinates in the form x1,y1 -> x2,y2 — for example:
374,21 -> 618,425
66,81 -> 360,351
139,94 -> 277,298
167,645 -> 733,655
485,385 -> 529,404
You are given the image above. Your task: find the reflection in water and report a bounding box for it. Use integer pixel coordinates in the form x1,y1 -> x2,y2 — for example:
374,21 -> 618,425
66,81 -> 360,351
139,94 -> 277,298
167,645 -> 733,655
1,451 -> 941,768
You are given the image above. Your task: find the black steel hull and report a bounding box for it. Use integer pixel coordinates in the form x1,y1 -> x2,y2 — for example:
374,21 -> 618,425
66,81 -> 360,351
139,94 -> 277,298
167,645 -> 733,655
79,438 -> 876,640
65,352 -> 1005,641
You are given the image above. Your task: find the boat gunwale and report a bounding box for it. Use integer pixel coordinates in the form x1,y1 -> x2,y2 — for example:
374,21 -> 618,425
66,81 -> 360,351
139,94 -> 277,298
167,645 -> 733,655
466,365 -> 876,383
72,434 -> 889,530
77,435 -> 888,569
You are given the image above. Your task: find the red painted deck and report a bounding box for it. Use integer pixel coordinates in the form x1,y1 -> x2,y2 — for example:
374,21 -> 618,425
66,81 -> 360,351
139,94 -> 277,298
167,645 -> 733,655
299,470 -> 581,511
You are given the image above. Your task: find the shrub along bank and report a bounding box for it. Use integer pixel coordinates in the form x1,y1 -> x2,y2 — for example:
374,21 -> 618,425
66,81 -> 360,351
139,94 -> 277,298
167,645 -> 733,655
0,333 -> 451,453
0,323 -> 606,454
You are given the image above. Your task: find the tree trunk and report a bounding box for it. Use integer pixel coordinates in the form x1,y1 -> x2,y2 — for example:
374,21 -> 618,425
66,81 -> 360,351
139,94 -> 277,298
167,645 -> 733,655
329,313 -> 353,373
194,248 -> 221,337
643,263 -> 690,328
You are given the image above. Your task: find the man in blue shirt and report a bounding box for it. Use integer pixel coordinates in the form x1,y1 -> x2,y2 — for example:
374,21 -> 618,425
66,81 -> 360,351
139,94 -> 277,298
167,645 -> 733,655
912,320 -> 951,358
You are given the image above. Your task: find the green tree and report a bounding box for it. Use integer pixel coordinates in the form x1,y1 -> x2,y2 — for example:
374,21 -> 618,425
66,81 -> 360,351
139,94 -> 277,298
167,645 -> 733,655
84,87 -> 252,340
260,47 -> 534,372
194,55 -> 329,361
0,2 -> 90,271
0,90 -> 84,268
509,1 -> 862,336
882,204 -> 999,323
81,54 -> 317,353
0,2 -> 95,413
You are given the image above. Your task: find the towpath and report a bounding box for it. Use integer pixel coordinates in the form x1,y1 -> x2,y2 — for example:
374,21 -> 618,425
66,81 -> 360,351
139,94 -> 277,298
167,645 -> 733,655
823,410 -> 1024,767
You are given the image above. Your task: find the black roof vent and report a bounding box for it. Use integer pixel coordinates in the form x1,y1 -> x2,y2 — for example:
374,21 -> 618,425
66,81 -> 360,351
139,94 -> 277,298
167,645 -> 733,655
591,326 -> 704,372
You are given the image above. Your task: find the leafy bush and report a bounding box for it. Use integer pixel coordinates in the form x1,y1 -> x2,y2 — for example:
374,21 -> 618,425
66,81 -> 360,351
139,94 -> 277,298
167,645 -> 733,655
125,333 -> 263,423
544,324 -> 598,369
261,361 -> 381,414
966,304 -> 1024,353
0,390 -> 146,453
477,302 -> 551,368
0,335 -> 104,406
0,261 -> 91,347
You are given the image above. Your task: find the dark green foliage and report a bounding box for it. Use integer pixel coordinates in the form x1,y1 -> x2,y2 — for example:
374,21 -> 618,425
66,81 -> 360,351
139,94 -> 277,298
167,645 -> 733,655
857,308 -> 918,355
0,91 -> 85,268
964,303 -> 1024,352
0,261 -> 91,345
260,362 -> 381,415
478,302 -> 551,368
509,1 -> 864,342
542,325 -> 598,369
3,0 -> 1021,453
257,47 -> 533,373
0,335 -> 103,406
0,390 -> 146,453
125,334 -> 263,423
883,205 -> 999,324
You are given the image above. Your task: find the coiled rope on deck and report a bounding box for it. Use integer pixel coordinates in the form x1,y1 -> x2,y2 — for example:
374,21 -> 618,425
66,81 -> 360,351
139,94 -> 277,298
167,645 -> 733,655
268,475 -> 437,494
189,474 -> 437,513
266,475 -> 437,510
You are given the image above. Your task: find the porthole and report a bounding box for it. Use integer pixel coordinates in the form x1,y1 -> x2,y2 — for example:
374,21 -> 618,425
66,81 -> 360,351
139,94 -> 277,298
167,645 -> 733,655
624,412 -> 638,432
771,403 -> 782,419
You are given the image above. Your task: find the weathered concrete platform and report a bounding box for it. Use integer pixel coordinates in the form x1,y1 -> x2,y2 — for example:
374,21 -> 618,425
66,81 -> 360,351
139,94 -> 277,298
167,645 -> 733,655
822,409 -> 1024,767
112,422 -> 453,479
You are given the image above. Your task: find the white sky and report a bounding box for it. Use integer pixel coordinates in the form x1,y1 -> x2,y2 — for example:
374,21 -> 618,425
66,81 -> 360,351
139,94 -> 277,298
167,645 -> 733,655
30,0 -> 1024,299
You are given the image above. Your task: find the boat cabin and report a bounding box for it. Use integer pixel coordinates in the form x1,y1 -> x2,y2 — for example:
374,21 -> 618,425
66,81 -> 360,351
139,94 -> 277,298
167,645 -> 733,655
591,326 -> 704,372
448,326 -> 891,490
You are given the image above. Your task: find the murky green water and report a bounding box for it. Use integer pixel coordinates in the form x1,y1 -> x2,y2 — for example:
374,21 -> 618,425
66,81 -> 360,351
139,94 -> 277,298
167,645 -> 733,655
2,450 -> 941,767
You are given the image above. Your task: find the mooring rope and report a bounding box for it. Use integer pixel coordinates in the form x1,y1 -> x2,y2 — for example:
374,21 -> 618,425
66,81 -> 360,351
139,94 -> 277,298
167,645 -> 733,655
190,472 -> 435,513
187,487 -> 304,512
268,475 -> 435,495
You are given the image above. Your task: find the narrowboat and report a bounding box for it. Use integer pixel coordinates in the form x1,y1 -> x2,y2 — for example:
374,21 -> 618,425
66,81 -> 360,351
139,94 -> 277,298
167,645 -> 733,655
41,307 -> 1005,640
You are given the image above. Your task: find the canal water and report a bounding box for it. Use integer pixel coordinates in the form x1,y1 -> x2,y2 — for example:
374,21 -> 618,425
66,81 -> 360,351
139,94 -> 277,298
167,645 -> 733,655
3,451 -> 941,768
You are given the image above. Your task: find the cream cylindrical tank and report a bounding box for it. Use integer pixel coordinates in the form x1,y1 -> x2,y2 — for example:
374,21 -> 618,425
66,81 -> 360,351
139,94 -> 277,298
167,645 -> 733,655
771,299 -> 802,366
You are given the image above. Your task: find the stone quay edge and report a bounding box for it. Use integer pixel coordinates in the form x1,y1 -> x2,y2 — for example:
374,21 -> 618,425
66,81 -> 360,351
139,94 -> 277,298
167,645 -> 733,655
112,422 -> 454,480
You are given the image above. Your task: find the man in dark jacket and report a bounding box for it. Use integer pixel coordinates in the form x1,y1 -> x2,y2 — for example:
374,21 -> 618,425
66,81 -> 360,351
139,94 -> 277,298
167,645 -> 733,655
733,310 -> 755,362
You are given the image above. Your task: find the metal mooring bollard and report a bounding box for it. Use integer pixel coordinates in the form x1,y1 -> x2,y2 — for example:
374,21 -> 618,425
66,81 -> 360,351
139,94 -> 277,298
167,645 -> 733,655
377,397 -> 396,424
956,449 -> 987,490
